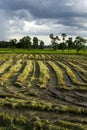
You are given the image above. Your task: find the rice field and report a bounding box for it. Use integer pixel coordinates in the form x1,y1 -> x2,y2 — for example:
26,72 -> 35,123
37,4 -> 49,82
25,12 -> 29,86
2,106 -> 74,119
0,54 -> 87,130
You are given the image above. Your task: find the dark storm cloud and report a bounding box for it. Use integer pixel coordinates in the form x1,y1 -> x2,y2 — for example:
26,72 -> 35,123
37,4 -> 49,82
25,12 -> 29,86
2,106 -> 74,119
0,0 -> 81,19
0,9 -> 10,40
0,0 -> 87,40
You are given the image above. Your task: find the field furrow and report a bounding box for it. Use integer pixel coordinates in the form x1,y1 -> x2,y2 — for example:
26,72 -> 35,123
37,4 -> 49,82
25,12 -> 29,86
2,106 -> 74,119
26,61 -> 37,88
57,61 -> 87,86
37,61 -> 50,88
15,60 -> 33,87
0,59 -> 13,74
0,54 -> 87,130
0,59 -> 22,80
47,61 -> 65,86
46,62 -> 57,87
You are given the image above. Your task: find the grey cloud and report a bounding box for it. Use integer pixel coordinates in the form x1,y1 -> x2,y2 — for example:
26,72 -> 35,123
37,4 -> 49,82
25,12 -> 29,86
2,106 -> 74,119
0,0 -> 87,21
0,0 -> 87,40
0,10 -> 10,40
0,0 -> 84,19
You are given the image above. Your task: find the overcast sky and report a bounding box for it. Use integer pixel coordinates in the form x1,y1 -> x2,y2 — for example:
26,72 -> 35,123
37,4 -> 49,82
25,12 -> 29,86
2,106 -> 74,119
0,0 -> 87,44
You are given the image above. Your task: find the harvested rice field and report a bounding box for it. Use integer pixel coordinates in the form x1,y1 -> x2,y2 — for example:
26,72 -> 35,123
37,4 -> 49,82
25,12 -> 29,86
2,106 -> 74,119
0,54 -> 87,130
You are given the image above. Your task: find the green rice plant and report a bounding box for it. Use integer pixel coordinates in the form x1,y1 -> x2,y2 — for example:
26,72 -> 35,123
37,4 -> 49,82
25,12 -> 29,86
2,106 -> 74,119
0,59 -> 22,80
15,60 -> 33,87
37,61 -> 50,88
0,59 -> 13,74
58,61 -> 87,86
47,61 -> 65,86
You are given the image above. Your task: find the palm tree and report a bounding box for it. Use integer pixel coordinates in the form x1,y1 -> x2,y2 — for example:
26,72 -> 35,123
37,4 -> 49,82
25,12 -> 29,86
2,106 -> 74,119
61,33 -> 67,51
66,37 -> 74,51
49,34 -> 54,39
61,33 -> 67,41
74,36 -> 87,52
49,34 -> 60,50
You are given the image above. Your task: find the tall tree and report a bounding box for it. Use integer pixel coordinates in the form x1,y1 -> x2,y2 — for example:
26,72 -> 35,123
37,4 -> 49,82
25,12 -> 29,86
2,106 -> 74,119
49,34 -> 54,39
33,37 -> 39,48
74,36 -> 87,52
39,40 -> 44,49
61,33 -> 67,51
19,36 -> 31,49
66,37 -> 74,51
61,33 -> 67,41
49,34 -> 60,50
9,39 -> 17,48
0,41 -> 10,48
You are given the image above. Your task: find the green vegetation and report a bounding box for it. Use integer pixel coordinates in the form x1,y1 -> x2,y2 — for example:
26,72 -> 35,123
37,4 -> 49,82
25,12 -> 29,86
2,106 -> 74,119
49,33 -> 87,52
0,48 -> 87,54
0,33 -> 87,53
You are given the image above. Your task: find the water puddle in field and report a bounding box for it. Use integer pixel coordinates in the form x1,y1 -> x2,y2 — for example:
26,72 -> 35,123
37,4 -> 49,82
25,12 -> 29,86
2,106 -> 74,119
45,62 -> 57,88
72,70 -> 84,83
63,72 -> 72,86
64,62 -> 85,83
29,61 -> 40,89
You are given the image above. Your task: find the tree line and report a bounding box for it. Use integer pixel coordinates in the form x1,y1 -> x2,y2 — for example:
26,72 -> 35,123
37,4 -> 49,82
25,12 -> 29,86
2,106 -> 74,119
0,34 -> 87,52
49,33 -> 87,52
0,36 -> 44,49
